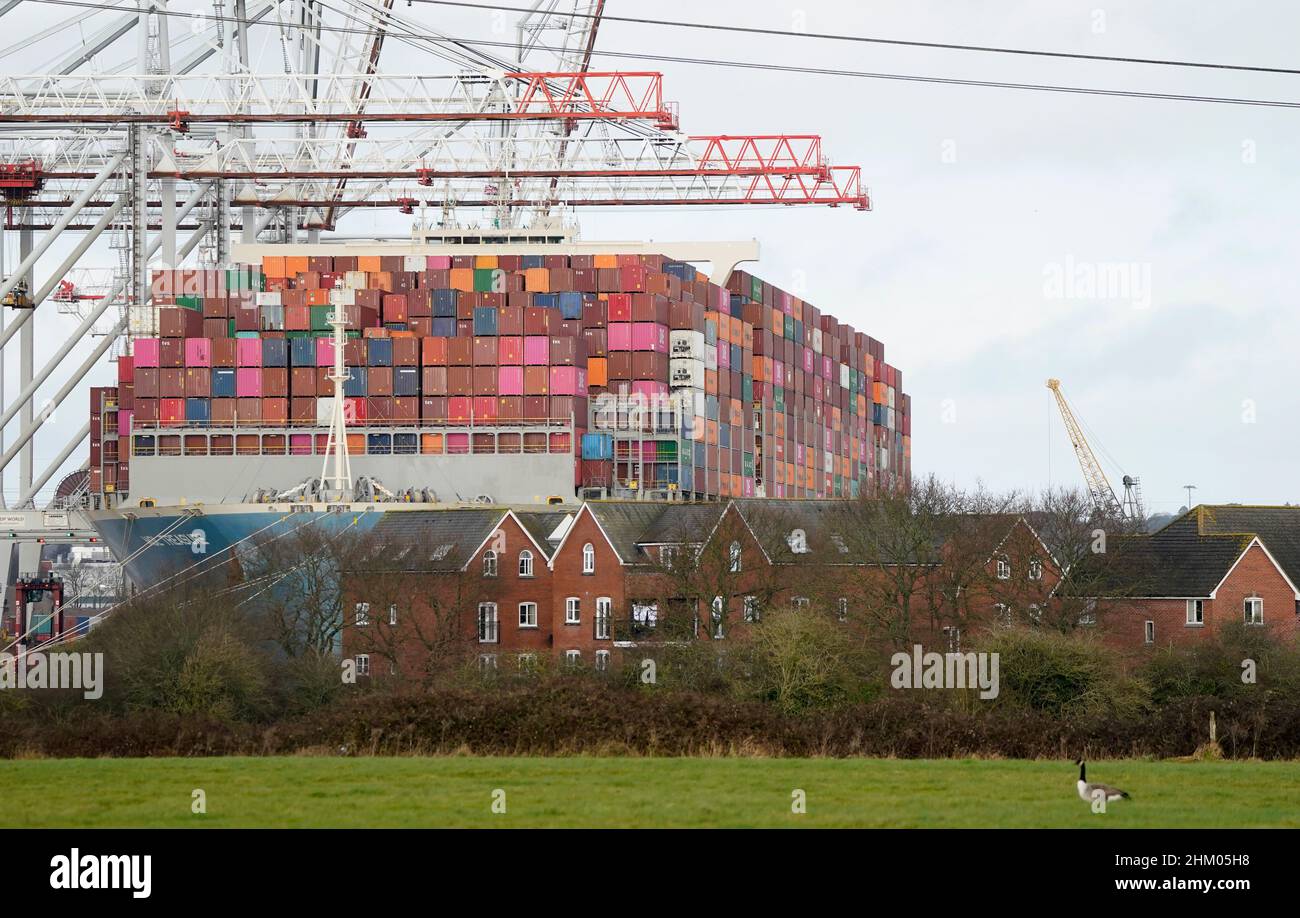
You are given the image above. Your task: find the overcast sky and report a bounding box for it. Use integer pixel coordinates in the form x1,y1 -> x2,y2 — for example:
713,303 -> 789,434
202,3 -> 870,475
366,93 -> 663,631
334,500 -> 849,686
3,0 -> 1297,511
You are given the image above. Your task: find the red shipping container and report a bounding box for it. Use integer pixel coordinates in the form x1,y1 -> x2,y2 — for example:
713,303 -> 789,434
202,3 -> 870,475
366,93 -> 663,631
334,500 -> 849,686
608,293 -> 632,321
236,397 -> 262,423
422,336 -> 447,366
392,397 -> 419,423
135,398 -> 158,424
158,368 -> 184,398
291,367 -> 317,396
262,398 -> 289,426
497,336 -> 523,365
211,398 -> 235,426
158,338 -> 184,367
368,367 -> 394,396
423,366 -> 448,395
421,396 -> 446,422
447,396 -> 471,422
291,397 -> 316,423
160,397 -> 185,426
497,396 -> 523,421
262,368 -> 289,398
134,368 -> 160,398
447,338 -> 473,366
523,395 -> 548,420
392,337 -> 419,366
498,305 -> 524,335
473,337 -> 497,366
159,307 -> 203,338
472,396 -> 498,421
184,368 -> 211,398
367,397 -> 394,423
524,365 -> 549,395
473,366 -> 497,394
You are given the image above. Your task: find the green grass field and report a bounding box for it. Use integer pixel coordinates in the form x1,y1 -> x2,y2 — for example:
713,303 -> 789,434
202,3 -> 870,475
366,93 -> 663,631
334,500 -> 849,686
2,757 -> 1296,828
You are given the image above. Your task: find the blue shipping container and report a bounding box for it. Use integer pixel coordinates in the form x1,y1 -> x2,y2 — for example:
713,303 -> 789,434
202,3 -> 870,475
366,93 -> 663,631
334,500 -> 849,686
472,306 -> 498,336
290,336 -> 316,367
185,398 -> 211,423
367,433 -> 392,455
344,366 -> 367,398
212,368 -> 236,398
394,367 -> 420,397
431,317 -> 457,337
367,338 -> 393,367
432,289 -> 458,317
558,291 -> 583,320
393,433 -> 418,455
581,432 -> 613,460
261,337 -> 288,367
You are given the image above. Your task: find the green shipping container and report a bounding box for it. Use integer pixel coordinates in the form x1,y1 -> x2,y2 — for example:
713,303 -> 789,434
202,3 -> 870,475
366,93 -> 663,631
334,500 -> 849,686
741,376 -> 753,403
473,268 -> 499,293
310,306 -> 332,331
656,440 -> 677,460
750,276 -> 762,302
176,296 -> 202,310
783,314 -> 795,340
226,318 -> 236,337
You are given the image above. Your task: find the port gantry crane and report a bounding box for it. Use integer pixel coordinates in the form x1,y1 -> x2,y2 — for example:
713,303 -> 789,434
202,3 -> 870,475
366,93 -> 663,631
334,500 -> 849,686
0,0 -> 872,545
1046,378 -> 1145,523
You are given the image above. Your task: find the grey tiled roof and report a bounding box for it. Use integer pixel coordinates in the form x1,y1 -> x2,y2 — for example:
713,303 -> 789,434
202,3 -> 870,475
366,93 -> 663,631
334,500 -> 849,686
513,510 -> 575,559
353,508 -> 507,572
1193,505 -> 1300,589
585,501 -> 675,564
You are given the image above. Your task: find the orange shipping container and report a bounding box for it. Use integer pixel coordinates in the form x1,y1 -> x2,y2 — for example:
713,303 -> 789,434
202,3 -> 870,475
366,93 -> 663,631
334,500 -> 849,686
450,268 -> 474,292
587,357 -> 608,387
263,256 -> 286,278
524,268 -> 550,292
421,433 -> 444,454
475,255 -> 499,268
358,255 -> 382,272
285,256 -> 309,276
593,254 -> 619,268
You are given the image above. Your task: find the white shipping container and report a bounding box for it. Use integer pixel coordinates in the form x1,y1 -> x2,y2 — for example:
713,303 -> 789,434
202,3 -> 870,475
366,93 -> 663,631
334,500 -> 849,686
703,346 -> 719,371
812,328 -> 823,354
669,357 -> 705,390
330,287 -> 357,306
839,363 -> 850,389
887,386 -> 896,409
256,291 -> 282,307
404,255 -> 425,271
317,397 -> 334,424
669,329 -> 705,359
345,270 -> 368,289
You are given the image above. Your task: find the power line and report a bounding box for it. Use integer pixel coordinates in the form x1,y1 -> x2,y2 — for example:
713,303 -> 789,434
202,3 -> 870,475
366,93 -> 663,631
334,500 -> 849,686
407,0 -> 1300,77
17,0 -> 1300,112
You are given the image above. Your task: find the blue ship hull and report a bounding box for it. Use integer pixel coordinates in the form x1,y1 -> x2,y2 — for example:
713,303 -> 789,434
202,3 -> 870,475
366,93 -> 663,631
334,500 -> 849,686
87,506 -> 389,587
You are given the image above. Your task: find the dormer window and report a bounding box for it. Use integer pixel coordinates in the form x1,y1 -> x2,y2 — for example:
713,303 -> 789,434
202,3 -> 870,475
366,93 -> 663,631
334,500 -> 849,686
729,541 -> 742,572
1028,559 -> 1042,581
582,542 -> 595,574
996,557 -> 1011,580
518,550 -> 534,578
482,550 -> 497,577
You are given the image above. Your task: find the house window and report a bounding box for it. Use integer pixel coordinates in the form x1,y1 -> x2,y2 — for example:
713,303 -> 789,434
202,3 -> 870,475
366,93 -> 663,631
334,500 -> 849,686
355,654 -> 370,676
477,603 -> 499,643
595,597 -> 612,639
729,541 -> 742,572
564,649 -> 581,666
1244,597 -> 1264,625
354,602 -> 370,626
743,595 -> 760,623
792,596 -> 810,610
711,596 -> 725,638
1028,559 -> 1042,581
632,602 -> 658,630
1186,599 -> 1204,625
518,550 -> 534,577
837,597 -> 848,622
565,597 -> 581,625
519,602 -> 538,628
388,604 -> 397,626
994,603 -> 1012,625
996,558 -> 1011,580
478,653 -> 497,671
1144,620 -> 1155,644
482,550 -> 498,577
1079,601 -> 1097,626
942,626 -> 961,652
582,542 -> 595,574
595,649 -> 610,671
660,546 -> 676,569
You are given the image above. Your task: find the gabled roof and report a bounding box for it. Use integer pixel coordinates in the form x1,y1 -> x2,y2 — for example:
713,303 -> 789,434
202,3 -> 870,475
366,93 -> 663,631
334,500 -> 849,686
513,510 -> 573,560
582,501 -> 676,565
1078,505 -> 1300,598
637,503 -> 727,545
353,508 -> 508,573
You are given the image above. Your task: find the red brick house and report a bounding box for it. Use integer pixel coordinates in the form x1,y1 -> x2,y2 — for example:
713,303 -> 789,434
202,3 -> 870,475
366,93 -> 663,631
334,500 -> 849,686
1084,506 -> 1300,648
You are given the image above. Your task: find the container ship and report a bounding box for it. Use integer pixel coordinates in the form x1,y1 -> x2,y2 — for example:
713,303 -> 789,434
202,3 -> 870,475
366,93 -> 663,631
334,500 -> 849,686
84,241 -> 911,586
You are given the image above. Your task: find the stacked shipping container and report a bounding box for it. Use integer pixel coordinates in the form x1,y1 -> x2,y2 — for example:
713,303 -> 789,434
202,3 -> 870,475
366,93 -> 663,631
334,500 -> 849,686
100,254 -> 911,499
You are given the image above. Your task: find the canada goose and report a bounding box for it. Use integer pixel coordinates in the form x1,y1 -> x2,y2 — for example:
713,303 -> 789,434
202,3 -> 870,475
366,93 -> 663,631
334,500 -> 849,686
1075,759 -> 1130,803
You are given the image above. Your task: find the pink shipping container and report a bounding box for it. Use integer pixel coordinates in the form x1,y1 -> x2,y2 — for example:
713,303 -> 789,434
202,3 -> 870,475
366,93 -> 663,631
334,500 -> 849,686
498,366 -> 524,396
316,338 -> 336,367
631,322 -> 667,352
118,410 -> 133,436
237,337 -> 263,367
549,366 -> 578,395
717,341 -> 731,370
446,432 -> 470,453
447,398 -> 471,423
630,380 -> 668,402
523,335 -> 550,364
576,367 -> 588,397
237,368 -> 263,397
802,348 -> 814,373
607,322 -> 632,351
472,396 -> 498,421
184,337 -> 212,367
134,338 -> 161,368
290,433 -> 314,455
426,255 -> 452,270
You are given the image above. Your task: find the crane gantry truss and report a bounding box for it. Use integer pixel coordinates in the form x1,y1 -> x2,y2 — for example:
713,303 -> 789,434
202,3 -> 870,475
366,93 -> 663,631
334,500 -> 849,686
0,0 -> 871,518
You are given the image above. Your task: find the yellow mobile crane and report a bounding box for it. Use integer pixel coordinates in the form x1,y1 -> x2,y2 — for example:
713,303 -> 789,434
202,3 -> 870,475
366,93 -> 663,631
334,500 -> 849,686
1046,379 -> 1145,522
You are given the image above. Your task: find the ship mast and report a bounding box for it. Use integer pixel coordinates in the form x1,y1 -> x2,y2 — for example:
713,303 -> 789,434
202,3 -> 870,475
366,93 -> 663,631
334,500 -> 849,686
319,310 -> 352,501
